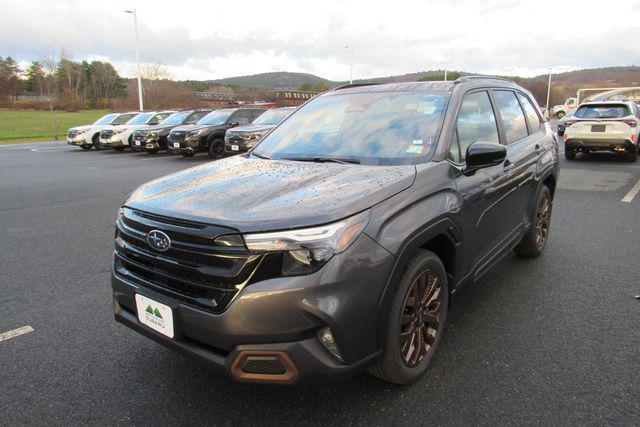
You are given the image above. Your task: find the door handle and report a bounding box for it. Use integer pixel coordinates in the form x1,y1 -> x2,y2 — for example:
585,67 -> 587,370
503,159 -> 513,172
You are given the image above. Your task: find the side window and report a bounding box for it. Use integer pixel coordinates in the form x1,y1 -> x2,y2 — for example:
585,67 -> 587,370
452,91 -> 499,162
517,93 -> 541,134
187,111 -> 208,124
493,90 -> 528,143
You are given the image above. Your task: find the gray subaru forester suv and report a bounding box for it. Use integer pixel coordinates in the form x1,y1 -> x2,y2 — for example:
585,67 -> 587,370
112,77 -> 559,385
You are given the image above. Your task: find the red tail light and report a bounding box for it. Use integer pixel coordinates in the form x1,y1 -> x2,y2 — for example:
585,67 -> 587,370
623,119 -> 637,127
563,132 -> 569,141
631,134 -> 636,143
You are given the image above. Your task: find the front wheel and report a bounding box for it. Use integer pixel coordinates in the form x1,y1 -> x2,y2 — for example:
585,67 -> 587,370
514,185 -> 552,257
93,134 -> 107,151
564,145 -> 575,160
207,138 -> 225,159
627,148 -> 637,162
369,250 -> 448,384
556,111 -> 566,119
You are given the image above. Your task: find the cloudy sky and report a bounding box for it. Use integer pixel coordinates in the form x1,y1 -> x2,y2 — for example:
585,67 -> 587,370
2,0 -> 640,81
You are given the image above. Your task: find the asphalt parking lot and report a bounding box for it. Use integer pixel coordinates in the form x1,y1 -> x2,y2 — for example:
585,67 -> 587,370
1,133 -> 640,424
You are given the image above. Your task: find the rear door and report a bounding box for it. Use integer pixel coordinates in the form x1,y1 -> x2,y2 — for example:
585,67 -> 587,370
492,90 -> 542,228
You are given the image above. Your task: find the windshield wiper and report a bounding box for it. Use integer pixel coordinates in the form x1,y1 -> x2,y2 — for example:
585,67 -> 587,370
282,156 -> 361,165
251,152 -> 271,160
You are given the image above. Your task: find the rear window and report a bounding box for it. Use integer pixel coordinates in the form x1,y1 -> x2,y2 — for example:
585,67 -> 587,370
575,104 -> 630,119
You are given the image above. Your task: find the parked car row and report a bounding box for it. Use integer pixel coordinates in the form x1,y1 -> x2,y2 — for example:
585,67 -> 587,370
67,107 -> 296,158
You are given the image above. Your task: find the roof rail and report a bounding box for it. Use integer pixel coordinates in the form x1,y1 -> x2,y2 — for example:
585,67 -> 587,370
454,75 -> 514,84
332,82 -> 384,91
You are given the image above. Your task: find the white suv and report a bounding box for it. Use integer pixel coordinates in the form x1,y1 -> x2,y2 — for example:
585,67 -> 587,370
67,112 -> 139,150
98,111 -> 175,151
563,101 -> 639,161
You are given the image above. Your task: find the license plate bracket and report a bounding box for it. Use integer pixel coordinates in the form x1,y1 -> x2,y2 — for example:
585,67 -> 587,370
591,124 -> 606,132
135,294 -> 174,338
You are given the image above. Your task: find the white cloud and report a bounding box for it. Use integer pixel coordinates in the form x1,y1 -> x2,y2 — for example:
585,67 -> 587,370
2,0 -> 640,81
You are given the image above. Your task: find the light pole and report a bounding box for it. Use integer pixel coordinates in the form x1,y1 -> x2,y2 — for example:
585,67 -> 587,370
444,69 -> 448,82
125,9 -> 144,111
345,45 -> 354,84
546,68 -> 552,119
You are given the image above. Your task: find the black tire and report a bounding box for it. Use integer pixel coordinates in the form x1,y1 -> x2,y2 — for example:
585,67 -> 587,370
514,185 -> 552,257
181,152 -> 195,158
93,134 -> 107,151
627,148 -> 637,162
556,111 -> 566,119
564,145 -> 575,160
207,138 -> 225,159
369,250 -> 448,385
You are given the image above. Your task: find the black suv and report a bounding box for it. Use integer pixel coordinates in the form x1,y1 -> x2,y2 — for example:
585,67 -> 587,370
131,109 -> 212,154
112,78 -> 558,385
167,108 -> 265,158
224,106 -> 295,153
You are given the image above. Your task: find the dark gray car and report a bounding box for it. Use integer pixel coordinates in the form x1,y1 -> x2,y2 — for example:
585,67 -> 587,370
112,77 -> 559,385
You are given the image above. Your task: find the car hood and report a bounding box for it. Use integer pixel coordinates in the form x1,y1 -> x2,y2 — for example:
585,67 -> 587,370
125,155 -> 416,233
112,124 -> 147,131
69,125 -> 95,132
227,124 -> 275,134
137,124 -> 175,132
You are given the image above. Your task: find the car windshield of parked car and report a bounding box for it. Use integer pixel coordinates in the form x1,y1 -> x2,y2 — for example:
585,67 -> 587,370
196,110 -> 233,125
252,109 -> 293,126
126,112 -> 155,125
111,114 -> 136,125
93,113 -> 119,125
575,104 -> 630,119
252,91 -> 449,166
160,111 -> 191,126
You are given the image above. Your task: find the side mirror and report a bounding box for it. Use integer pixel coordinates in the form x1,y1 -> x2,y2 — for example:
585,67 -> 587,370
464,141 -> 506,174
229,121 -> 240,127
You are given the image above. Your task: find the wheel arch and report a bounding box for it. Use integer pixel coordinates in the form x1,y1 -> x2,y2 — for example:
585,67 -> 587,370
375,217 -> 460,349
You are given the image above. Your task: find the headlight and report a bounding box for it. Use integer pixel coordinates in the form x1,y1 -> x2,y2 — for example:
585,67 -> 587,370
113,129 -> 126,135
147,131 -> 159,138
189,129 -> 204,137
243,210 -> 370,272
249,132 -> 265,140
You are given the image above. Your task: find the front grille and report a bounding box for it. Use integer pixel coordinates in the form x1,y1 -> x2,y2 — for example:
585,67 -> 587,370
170,131 -> 186,143
114,208 -> 262,313
132,131 -> 145,142
226,133 -> 250,143
100,129 -> 114,139
67,130 -> 80,139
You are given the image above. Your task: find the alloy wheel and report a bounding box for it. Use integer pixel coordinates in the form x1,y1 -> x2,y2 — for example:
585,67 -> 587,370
535,195 -> 550,248
399,271 -> 443,367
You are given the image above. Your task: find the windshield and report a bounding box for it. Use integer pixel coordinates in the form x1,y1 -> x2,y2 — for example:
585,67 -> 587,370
93,113 -> 119,125
112,113 -> 136,125
252,109 -> 293,126
575,104 -> 630,119
252,91 -> 450,165
126,112 -> 154,125
197,110 -> 233,125
160,111 -> 191,126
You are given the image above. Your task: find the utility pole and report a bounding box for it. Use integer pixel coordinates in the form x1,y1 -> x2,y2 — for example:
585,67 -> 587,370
345,45 -> 354,84
546,68 -> 552,119
126,9 -> 144,111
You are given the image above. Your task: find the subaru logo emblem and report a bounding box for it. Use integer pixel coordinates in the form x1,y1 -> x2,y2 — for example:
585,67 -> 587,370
146,230 -> 171,252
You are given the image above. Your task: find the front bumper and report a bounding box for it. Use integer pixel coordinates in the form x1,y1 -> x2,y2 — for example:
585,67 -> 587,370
67,136 -> 88,145
131,139 -> 160,152
111,233 -> 394,384
224,140 -> 256,153
167,139 -> 198,155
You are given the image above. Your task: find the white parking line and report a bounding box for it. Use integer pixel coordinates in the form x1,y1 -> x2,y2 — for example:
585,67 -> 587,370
622,178 -> 640,203
0,325 -> 33,342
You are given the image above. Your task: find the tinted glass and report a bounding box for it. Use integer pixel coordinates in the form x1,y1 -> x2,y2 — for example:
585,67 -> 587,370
93,113 -> 119,125
151,113 -> 172,124
160,111 -> 191,126
126,112 -> 154,125
186,111 -> 210,124
493,90 -> 528,143
517,93 -> 541,133
197,110 -> 234,125
231,110 -> 254,126
453,91 -> 499,162
112,113 -> 137,125
253,108 -> 294,125
253,91 -> 449,166
574,104 -> 631,119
